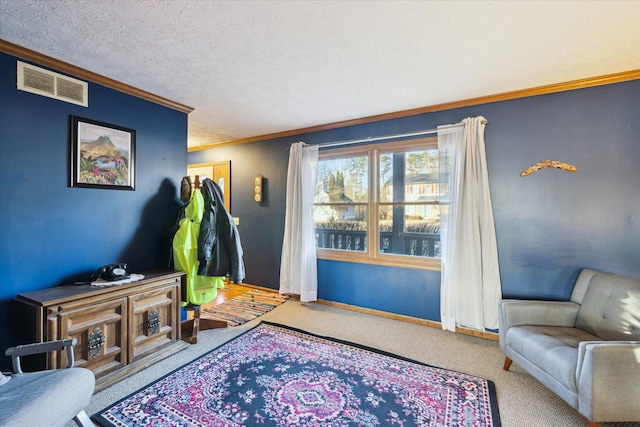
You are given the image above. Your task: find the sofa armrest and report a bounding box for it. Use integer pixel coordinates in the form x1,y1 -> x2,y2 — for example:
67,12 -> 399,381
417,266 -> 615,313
575,341 -> 640,422
5,338 -> 77,373
498,300 -> 580,350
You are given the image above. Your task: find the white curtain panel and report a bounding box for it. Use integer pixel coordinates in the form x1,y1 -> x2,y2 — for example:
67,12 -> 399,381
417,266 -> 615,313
279,142 -> 319,302
439,117 -> 501,332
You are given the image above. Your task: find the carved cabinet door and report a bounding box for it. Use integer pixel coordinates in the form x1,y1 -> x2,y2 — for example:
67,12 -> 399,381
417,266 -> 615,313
128,284 -> 179,363
54,297 -> 127,378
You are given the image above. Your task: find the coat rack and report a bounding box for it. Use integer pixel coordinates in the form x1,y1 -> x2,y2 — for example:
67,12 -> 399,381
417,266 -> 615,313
181,301 -> 227,344
179,174 -> 228,344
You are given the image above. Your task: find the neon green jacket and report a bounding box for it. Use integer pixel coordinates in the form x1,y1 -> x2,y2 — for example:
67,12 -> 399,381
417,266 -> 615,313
172,188 -> 225,306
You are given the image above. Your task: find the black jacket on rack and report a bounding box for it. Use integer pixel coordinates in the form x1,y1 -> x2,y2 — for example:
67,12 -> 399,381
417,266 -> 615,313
197,178 -> 245,283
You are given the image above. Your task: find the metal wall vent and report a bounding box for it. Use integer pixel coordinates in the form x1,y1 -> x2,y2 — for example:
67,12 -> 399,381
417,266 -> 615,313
17,61 -> 88,107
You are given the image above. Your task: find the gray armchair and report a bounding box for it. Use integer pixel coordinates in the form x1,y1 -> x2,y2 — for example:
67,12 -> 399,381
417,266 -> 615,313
0,338 -> 95,427
499,269 -> 640,427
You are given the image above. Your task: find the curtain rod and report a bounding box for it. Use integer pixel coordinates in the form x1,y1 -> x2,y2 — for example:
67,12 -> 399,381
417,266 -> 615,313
318,122 -> 463,149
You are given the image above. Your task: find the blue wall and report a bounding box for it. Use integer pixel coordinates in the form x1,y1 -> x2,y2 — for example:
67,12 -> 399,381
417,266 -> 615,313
189,79 -> 640,323
0,52 -> 188,369
2,44 -> 637,369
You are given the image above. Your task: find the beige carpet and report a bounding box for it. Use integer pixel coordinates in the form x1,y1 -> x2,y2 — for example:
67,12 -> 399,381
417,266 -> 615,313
74,300 -> 639,427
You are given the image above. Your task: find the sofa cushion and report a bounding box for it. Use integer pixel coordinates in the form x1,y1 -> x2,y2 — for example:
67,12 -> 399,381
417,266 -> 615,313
506,325 -> 601,392
0,368 -> 95,427
575,271 -> 640,341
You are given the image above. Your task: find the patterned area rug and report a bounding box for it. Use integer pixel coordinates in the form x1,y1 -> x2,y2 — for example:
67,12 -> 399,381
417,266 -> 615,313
93,322 -> 501,427
203,289 -> 289,326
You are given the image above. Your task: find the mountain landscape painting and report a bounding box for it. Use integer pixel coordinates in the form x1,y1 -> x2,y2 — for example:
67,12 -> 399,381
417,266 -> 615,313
71,117 -> 135,190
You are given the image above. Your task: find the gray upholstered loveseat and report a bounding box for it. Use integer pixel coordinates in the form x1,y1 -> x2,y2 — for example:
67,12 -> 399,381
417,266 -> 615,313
499,269 -> 640,427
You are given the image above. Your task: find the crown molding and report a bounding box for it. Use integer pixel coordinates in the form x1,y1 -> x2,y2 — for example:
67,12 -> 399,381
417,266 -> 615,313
189,68 -> 640,152
2,40 -> 636,147
0,39 -> 194,114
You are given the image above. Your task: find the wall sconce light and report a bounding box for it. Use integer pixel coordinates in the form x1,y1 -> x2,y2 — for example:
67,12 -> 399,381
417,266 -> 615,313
254,175 -> 263,203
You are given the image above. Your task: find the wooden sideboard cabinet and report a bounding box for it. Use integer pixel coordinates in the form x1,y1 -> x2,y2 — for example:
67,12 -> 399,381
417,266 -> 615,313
16,270 -> 188,390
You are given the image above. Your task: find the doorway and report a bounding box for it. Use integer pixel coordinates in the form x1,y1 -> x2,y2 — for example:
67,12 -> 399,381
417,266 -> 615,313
187,160 -> 231,212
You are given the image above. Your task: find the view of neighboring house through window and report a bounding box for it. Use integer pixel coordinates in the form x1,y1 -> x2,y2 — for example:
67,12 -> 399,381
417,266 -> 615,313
314,137 -> 444,270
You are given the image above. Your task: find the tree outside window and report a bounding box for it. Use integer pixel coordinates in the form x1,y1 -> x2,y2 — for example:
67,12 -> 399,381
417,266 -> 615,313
314,137 -> 443,271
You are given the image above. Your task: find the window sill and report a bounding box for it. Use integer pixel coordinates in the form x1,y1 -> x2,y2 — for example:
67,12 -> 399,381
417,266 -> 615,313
317,250 -> 441,272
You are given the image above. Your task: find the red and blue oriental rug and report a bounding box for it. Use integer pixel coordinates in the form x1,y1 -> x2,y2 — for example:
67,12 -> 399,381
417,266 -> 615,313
93,322 -> 500,426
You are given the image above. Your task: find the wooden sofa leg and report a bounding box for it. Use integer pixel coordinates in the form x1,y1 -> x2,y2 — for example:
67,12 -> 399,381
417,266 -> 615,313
586,421 -> 600,427
503,357 -> 513,371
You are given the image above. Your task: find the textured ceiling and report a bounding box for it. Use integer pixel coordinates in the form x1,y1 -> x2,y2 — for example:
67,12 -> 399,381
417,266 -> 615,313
1,0 -> 639,148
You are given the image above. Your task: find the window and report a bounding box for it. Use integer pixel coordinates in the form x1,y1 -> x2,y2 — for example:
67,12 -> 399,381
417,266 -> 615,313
314,137 -> 443,270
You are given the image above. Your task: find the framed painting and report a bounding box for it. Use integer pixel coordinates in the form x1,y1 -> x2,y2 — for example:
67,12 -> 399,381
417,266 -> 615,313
70,116 -> 135,190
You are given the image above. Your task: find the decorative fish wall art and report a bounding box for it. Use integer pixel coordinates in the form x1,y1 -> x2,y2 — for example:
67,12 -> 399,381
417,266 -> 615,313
520,160 -> 578,177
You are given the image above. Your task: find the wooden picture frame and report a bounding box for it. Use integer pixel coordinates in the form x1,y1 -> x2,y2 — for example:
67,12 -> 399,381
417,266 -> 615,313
70,116 -> 136,190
